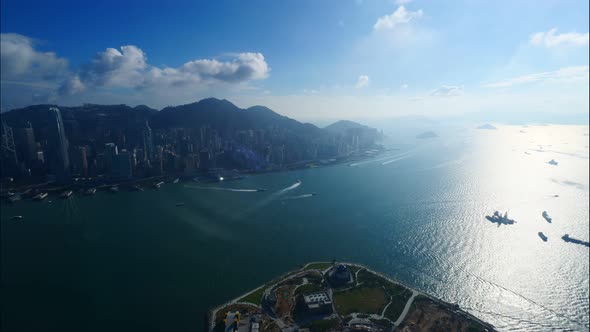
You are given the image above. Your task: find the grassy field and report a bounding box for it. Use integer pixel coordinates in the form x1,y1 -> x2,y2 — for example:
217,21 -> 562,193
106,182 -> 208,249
239,286 -> 266,306
333,287 -> 388,315
305,262 -> 333,271
305,318 -> 340,332
383,290 -> 412,321
294,283 -> 322,295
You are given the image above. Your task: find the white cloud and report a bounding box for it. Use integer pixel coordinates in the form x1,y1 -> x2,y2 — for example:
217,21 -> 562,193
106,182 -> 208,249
395,0 -> 413,4
529,28 -> 589,47
80,45 -> 147,88
430,85 -> 464,97
0,33 -> 69,82
374,6 -> 423,30
484,66 -> 589,88
355,75 -> 370,88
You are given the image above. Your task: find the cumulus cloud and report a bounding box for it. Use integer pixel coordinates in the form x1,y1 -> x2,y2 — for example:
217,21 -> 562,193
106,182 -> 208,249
355,75 -> 370,88
530,28 -> 589,47
0,33 -> 69,82
58,75 -> 86,95
374,6 -> 423,30
76,46 -> 269,90
430,85 -> 464,97
484,66 -> 589,88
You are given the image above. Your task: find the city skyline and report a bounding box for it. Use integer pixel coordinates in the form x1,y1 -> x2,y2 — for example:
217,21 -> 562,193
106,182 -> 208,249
1,0 -> 588,123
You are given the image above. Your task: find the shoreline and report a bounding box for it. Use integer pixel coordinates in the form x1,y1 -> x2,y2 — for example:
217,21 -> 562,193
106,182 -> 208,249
207,261 -> 496,332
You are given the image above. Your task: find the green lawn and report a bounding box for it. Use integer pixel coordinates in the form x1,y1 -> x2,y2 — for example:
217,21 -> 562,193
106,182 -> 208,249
333,287 -> 388,315
295,283 -> 322,295
305,262 -> 333,271
239,286 -> 266,306
306,318 -> 341,332
383,290 -> 412,321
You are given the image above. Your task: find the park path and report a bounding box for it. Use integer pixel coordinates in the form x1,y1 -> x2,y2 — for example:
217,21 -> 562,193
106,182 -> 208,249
394,291 -> 418,326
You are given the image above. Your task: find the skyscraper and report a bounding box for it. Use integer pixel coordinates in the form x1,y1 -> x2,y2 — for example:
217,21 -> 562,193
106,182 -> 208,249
14,122 -> 37,166
142,120 -> 153,161
46,107 -> 70,182
0,121 -> 18,178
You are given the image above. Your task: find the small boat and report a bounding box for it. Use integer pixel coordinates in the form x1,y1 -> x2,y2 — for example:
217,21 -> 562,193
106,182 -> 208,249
538,232 -> 548,242
256,188 -> 266,192
85,188 -> 96,196
542,211 -> 552,223
175,202 -> 185,207
33,193 -> 48,201
60,190 -> 73,198
152,181 -> 164,189
173,178 -> 180,184
109,186 -> 119,193
11,215 -> 23,220
547,159 -> 558,166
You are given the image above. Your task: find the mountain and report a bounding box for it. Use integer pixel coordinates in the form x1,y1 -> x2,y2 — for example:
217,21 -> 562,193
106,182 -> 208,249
324,120 -> 371,133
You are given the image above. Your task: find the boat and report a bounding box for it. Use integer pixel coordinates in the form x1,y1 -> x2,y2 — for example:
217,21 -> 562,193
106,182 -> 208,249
538,232 -> 548,242
152,181 -> 164,189
485,211 -> 516,227
296,179 -> 302,184
33,193 -> 48,201
175,202 -> 185,207
173,178 -> 180,184
256,188 -> 266,192
311,192 -> 317,196
547,159 -> 558,166
85,188 -> 97,196
132,184 -> 144,191
60,190 -> 73,198
542,211 -> 552,223
8,194 -> 22,203
11,215 -> 23,220
109,186 -> 119,193
562,234 -> 590,247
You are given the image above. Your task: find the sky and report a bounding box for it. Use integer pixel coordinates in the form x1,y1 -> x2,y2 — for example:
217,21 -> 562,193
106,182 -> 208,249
1,0 -> 589,124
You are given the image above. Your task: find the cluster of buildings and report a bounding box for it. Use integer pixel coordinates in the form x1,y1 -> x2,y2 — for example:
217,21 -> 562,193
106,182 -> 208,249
1,106 -> 379,187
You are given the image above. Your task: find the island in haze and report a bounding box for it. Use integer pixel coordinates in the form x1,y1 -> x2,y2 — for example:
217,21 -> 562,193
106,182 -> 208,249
476,124 -> 497,130
416,131 -> 438,139
0,98 -> 384,196
209,262 -> 495,332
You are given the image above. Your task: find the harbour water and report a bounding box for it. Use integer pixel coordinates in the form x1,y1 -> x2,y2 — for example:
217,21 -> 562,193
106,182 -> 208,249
1,125 -> 589,331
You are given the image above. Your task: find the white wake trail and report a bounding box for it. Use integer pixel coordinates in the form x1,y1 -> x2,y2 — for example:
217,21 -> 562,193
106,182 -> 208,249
381,154 -> 414,165
185,185 -> 259,192
349,151 -> 413,167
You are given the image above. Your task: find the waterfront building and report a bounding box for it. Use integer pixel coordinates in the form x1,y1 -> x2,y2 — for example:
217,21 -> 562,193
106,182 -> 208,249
14,122 -> 37,166
142,120 -> 154,161
112,149 -> 133,179
104,143 -> 118,173
46,107 -> 70,182
329,264 -> 354,286
0,121 -> 18,178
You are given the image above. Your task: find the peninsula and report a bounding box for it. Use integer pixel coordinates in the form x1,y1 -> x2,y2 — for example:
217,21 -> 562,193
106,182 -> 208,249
208,262 -> 495,332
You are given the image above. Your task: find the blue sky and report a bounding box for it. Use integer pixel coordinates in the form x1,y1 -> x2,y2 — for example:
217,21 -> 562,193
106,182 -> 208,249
1,0 -> 588,123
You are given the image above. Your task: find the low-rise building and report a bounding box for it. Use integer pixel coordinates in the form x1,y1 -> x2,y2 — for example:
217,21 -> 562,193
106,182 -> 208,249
303,291 -> 332,314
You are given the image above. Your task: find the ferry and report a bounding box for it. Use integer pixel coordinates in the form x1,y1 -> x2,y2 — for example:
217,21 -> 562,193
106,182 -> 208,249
485,211 -> 516,226
538,232 -> 548,242
85,188 -> 97,196
33,193 -> 48,201
11,215 -> 23,220
8,194 -> 22,203
60,190 -> 73,198
542,211 -> 552,223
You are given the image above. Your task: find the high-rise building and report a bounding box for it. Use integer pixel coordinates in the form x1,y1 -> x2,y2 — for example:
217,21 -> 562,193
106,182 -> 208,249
0,121 -> 18,178
73,146 -> 88,177
46,107 -> 70,182
112,149 -> 133,179
14,122 -> 37,166
104,143 -> 118,173
142,121 -> 153,161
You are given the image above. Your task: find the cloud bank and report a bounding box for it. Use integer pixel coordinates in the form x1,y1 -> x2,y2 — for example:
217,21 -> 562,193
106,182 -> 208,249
530,28 -> 589,48
374,6 -> 423,31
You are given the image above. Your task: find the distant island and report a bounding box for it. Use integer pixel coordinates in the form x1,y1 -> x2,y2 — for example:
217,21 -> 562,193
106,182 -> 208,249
477,124 -> 497,130
416,131 -> 438,139
208,262 -> 495,332
0,98 -> 384,196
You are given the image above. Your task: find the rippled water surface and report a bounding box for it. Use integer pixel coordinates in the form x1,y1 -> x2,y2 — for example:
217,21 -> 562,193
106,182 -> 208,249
2,125 -> 589,331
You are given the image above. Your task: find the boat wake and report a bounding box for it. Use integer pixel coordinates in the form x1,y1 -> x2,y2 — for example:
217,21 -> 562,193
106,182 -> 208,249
185,185 -> 259,192
241,180 -> 302,215
281,193 -> 314,200
349,151 -> 413,167
381,153 -> 415,165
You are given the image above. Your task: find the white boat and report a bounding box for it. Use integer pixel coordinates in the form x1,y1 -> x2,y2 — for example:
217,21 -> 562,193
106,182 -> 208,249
34,193 -> 48,201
